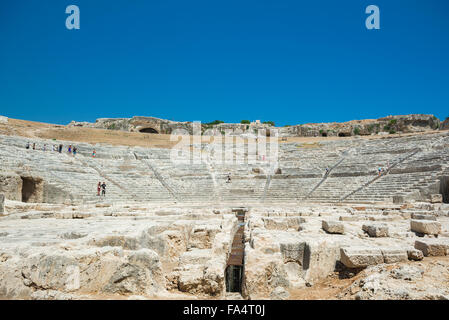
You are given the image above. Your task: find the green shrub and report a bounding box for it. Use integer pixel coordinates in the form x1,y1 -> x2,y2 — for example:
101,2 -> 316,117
240,120 -> 250,124
207,120 -> 224,125
353,127 -> 360,135
107,123 -> 116,130
383,125 -> 390,131
389,119 -> 397,125
263,121 -> 275,126
389,129 -> 396,134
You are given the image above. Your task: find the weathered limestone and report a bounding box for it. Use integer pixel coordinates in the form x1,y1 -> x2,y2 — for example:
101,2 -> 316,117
339,215 -> 362,222
322,220 -> 344,234
302,239 -> 340,284
410,220 -> 441,235
340,247 -> 384,268
279,242 -> 306,265
415,239 -> 449,256
407,248 -> 424,261
0,172 -> 22,201
390,265 -> 424,281
411,213 -> 437,221
362,223 -> 389,237
441,117 -> 449,130
263,217 -> 304,231
381,248 -> 408,264
430,194 -> 443,203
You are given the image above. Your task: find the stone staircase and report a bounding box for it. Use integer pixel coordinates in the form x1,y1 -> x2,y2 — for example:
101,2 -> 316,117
0,131 -> 448,204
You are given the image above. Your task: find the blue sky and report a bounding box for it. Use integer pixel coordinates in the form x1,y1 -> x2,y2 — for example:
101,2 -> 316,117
0,0 -> 448,126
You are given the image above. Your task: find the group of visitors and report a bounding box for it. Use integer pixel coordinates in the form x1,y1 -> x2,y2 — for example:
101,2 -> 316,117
26,142 -> 77,155
25,142 -> 97,158
97,182 -> 106,197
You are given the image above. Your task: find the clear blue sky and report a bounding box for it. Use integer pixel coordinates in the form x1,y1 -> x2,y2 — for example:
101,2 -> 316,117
1,0 -> 448,126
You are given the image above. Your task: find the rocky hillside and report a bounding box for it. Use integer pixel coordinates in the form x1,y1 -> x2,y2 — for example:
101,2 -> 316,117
69,114 -> 441,137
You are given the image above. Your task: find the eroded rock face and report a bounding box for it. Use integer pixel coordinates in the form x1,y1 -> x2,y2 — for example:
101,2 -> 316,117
104,249 -> 164,295
68,114 -> 440,137
440,117 -> 449,130
0,173 -> 22,201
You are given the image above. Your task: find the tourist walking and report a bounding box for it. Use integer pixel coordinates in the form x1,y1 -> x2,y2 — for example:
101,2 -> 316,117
226,173 -> 231,183
97,182 -> 101,196
32,143 -> 36,150
73,146 -> 77,156
92,150 -> 96,158
68,145 -> 72,154
58,144 -> 63,153
101,182 -> 106,197
26,142 -> 30,149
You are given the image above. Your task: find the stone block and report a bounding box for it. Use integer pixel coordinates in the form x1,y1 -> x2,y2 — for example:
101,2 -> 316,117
179,249 -> 212,265
339,215 -> 362,222
407,248 -> 424,261
340,247 -> 383,268
322,220 -> 344,234
303,240 -> 340,283
415,239 -> 449,257
411,213 -> 437,221
0,172 -> 22,201
410,220 -> 441,235
381,248 -> 408,264
263,217 -> 288,230
430,194 -> 443,203
362,223 -> 389,237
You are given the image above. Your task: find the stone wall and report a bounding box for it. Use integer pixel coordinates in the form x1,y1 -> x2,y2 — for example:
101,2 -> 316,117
0,172 -> 46,203
0,172 -> 22,201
